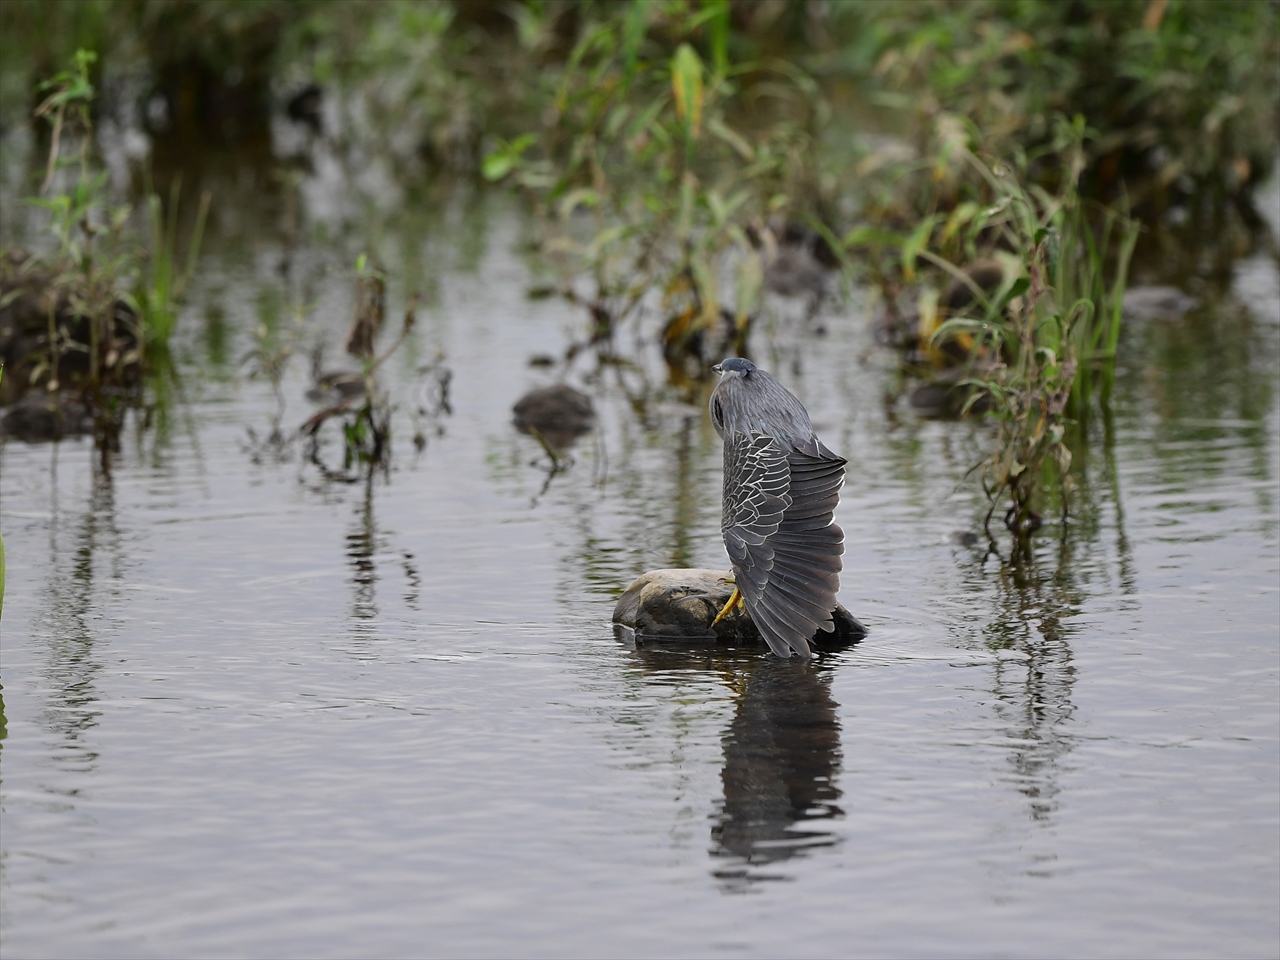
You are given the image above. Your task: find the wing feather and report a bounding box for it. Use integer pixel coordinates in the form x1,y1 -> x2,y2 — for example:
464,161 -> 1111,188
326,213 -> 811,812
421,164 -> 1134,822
721,434 -> 846,659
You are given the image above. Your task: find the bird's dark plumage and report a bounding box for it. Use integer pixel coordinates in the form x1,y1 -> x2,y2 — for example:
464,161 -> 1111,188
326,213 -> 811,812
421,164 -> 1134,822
710,358 -> 845,659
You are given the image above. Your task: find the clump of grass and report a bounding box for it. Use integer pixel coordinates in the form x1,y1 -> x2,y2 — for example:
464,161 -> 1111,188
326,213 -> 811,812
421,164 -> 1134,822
17,50 -> 140,417
916,119 -> 1139,542
5,50 -> 209,434
135,178 -> 211,351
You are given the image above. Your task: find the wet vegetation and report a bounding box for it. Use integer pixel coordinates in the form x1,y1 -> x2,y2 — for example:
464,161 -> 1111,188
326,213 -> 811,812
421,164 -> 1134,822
0,0 -> 1276,556
1,49 -> 207,447
1,9 -> 1278,945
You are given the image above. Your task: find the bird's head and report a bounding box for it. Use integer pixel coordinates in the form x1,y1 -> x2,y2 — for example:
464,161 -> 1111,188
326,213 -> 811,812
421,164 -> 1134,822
712,357 -> 756,379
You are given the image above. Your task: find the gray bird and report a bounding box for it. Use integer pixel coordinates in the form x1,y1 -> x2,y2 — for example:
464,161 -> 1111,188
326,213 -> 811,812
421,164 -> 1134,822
709,358 -> 845,659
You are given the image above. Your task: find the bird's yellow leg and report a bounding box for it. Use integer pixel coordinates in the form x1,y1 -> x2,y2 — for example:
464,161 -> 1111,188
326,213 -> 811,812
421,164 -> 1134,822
711,586 -> 744,627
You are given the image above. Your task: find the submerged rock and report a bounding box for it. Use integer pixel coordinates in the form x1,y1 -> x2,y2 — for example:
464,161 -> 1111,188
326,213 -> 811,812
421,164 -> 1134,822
0,391 -> 94,443
512,384 -> 595,449
612,568 -> 866,650
306,370 -> 366,404
907,366 -> 994,419
873,259 -> 1008,358
754,219 -> 839,298
764,244 -> 829,298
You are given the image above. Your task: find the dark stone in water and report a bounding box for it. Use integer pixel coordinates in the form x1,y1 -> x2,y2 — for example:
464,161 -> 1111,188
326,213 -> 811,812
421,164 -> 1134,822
306,370 -> 366,404
512,384 -> 594,449
909,381 -> 961,419
764,245 -> 829,298
908,367 -> 992,419
873,259 -> 1008,358
0,392 -> 94,443
612,568 -> 866,651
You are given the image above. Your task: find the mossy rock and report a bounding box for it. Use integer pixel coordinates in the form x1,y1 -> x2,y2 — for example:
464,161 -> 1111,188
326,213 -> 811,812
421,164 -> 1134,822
612,568 -> 866,651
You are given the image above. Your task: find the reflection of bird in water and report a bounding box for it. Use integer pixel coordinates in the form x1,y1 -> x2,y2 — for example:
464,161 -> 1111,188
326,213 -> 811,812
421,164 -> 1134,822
711,657 -> 843,888
709,358 -> 845,659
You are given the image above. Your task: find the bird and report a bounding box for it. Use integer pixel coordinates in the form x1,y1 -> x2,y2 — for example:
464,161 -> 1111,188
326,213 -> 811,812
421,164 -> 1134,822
708,358 -> 846,659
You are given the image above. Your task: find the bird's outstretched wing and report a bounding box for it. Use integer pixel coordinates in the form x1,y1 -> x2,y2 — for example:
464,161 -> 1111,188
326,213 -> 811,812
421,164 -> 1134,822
723,434 -> 845,658
722,433 -> 791,599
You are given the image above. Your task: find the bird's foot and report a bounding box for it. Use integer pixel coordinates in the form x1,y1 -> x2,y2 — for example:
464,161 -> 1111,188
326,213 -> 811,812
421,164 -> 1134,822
711,585 -> 744,627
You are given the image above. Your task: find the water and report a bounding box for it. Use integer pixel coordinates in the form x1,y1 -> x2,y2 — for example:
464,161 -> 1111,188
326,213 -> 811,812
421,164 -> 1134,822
2,171 -> 1278,956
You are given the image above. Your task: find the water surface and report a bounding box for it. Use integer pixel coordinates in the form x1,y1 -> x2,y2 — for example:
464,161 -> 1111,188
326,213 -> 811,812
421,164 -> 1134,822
1,168 -> 1278,958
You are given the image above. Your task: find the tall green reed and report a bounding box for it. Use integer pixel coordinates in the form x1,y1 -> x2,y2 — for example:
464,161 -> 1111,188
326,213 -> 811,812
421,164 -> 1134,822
135,178 -> 211,350
919,117 -> 1138,541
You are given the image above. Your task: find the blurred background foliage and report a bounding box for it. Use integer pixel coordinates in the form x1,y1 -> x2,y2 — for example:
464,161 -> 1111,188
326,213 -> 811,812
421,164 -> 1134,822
2,0 -> 1274,206
0,0 -> 1276,536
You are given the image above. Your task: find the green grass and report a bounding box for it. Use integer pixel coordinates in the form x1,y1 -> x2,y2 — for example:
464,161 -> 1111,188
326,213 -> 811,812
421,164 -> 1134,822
135,178 -> 211,350
917,122 -> 1138,542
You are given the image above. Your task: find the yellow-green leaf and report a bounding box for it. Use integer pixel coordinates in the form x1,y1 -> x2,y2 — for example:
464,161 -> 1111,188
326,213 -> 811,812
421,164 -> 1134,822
671,43 -> 703,139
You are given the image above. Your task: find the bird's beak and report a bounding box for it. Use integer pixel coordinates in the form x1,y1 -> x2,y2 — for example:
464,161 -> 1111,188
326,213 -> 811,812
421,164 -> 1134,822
711,363 -> 723,375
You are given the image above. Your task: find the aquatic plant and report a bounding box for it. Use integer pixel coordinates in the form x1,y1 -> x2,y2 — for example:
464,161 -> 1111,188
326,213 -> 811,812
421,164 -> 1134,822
299,257 -> 417,481
134,178 -> 211,351
916,121 -> 1138,542
18,50 -> 141,412
7,49 -> 210,427
487,2 -> 832,374
241,298 -> 307,453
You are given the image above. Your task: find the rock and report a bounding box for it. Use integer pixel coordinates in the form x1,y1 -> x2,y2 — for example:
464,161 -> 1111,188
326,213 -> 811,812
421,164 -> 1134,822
908,380 -> 961,418
871,296 -> 917,350
764,245 -> 829,298
1122,285 -> 1199,320
940,258 -> 1007,315
0,392 -> 94,443
306,370 -> 366,404
512,384 -> 595,449
873,259 -> 1009,361
612,568 -> 866,650
908,367 -> 992,419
